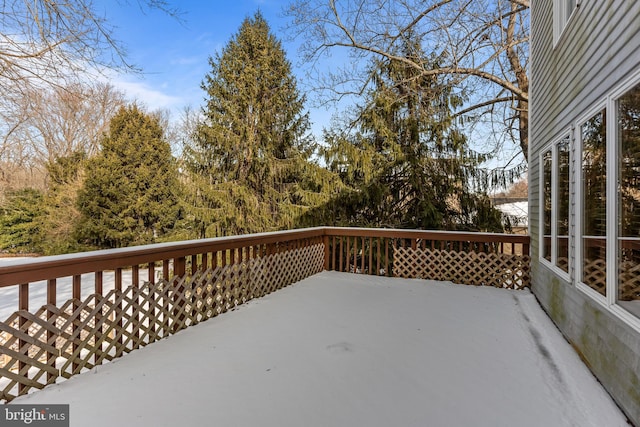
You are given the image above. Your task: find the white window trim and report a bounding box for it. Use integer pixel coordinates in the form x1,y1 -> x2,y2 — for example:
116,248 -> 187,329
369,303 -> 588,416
538,132 -> 571,282
608,68 -> 640,332
553,0 -> 580,47
539,146 -> 553,268
568,123 -> 576,283
575,101 -> 607,305
572,75 -> 640,333
554,135 -> 572,281
606,100 -> 616,307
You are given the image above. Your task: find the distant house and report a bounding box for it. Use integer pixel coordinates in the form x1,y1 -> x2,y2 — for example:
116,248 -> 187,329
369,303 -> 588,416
530,0 -> 640,423
493,198 -> 528,233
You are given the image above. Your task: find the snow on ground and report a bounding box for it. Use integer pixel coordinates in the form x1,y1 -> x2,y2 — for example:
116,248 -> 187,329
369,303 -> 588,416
13,271 -> 629,427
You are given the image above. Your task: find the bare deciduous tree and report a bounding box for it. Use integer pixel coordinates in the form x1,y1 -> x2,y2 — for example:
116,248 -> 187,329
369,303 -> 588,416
0,1 -> 181,192
285,0 -> 529,163
0,0 -> 180,90
0,87 -> 44,192
28,82 -> 128,162
0,82 -> 127,190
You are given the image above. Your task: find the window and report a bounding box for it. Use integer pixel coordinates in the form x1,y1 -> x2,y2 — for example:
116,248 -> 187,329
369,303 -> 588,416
542,150 -> 552,262
617,82 -> 640,317
580,109 -> 607,297
539,135 -> 570,274
553,0 -> 579,45
545,72 -> 640,325
556,137 -> 570,273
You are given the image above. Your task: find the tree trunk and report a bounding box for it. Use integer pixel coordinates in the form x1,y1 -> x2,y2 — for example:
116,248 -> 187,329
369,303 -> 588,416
519,100 -> 529,162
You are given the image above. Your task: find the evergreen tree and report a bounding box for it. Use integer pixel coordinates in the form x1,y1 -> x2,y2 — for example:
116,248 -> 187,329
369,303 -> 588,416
0,188 -> 45,254
184,12 -> 337,236
76,105 -> 181,248
312,37 -> 503,231
40,151 -> 87,254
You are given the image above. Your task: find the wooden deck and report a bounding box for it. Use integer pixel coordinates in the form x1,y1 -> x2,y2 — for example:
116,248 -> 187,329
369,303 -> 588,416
11,272 -> 628,427
0,227 -> 530,401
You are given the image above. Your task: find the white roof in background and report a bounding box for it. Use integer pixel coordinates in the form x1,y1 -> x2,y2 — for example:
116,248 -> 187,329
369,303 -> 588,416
496,201 -> 528,226
15,271 -> 626,427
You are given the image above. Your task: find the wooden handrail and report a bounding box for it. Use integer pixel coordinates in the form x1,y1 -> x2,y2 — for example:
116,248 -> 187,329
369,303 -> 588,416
0,227 -> 326,287
323,226 -> 530,243
0,227 -> 530,287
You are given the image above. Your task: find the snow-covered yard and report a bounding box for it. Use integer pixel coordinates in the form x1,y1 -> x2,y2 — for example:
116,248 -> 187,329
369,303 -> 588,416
0,257 -> 160,321
12,271 -> 629,426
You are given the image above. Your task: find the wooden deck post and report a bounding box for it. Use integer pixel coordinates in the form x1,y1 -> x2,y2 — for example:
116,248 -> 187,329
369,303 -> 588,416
18,283 -> 28,394
174,256 -> 186,278
323,235 -> 330,271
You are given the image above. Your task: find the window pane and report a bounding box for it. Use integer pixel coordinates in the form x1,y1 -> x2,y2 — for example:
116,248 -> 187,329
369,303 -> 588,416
542,150 -> 552,262
556,137 -> 570,273
582,109 -> 606,296
565,0 -> 576,18
618,83 -> 640,316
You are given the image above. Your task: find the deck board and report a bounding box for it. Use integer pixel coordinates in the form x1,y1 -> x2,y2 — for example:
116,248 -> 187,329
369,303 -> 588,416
13,271 -> 628,427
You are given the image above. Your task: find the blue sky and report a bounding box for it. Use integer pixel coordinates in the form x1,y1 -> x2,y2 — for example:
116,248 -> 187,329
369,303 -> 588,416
96,0 -> 328,128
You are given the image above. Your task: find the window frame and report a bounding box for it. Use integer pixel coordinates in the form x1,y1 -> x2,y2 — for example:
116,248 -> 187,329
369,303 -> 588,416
555,135 -> 571,275
540,146 -> 553,265
553,0 -> 580,46
538,132 -> 571,281
608,71 -> 640,325
575,102 -> 608,304
569,68 -> 640,332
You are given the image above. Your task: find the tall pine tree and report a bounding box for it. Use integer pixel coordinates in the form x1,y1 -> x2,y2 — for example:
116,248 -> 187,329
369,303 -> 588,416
76,105 -> 181,248
0,188 -> 45,253
185,11 -> 338,236
313,36 -> 503,231
41,151 -> 87,254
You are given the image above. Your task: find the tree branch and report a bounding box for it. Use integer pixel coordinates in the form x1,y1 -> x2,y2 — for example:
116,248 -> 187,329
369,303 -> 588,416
453,96 -> 516,118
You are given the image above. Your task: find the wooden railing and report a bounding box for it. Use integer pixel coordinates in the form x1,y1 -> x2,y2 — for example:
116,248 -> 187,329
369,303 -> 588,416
323,227 -> 530,289
0,227 -> 529,402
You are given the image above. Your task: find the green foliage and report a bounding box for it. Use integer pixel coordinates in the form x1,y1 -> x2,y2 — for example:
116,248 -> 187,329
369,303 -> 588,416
39,151 -> 89,254
76,105 -> 181,248
305,37 -> 504,232
184,11 -> 340,236
0,15 -> 510,255
0,188 -> 45,254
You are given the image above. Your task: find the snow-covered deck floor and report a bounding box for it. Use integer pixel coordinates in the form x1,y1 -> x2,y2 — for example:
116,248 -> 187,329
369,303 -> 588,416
15,271 -> 628,426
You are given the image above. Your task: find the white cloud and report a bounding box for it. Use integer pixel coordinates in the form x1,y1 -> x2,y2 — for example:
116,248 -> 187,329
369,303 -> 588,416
170,55 -> 202,66
109,77 -> 184,111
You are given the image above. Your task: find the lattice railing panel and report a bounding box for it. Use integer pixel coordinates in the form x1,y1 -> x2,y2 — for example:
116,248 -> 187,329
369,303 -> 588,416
0,306 -> 60,402
582,258 -> 607,296
619,259 -> 640,301
168,262 -> 252,334
0,243 -> 324,402
564,258 -> 640,301
556,257 -> 569,273
252,243 -> 324,297
393,247 -> 530,290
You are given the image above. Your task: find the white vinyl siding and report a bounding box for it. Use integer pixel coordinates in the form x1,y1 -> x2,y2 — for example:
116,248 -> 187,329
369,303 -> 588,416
531,1 -> 640,421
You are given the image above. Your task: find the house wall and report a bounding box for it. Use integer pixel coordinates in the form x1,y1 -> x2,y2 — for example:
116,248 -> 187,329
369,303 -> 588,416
530,0 -> 640,424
